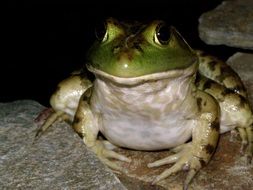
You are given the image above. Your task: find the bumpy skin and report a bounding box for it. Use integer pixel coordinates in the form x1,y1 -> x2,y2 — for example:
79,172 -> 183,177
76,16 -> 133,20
36,18 -> 253,190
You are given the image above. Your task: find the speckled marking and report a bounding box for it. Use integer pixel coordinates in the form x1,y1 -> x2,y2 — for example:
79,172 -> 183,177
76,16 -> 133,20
206,61 -> 216,71
238,96 -> 247,108
210,119 -> 220,132
82,87 -> 93,102
196,97 -> 203,112
197,50 -> 247,98
204,144 -> 215,155
199,158 -> 207,167
73,116 -> 80,126
202,80 -> 213,91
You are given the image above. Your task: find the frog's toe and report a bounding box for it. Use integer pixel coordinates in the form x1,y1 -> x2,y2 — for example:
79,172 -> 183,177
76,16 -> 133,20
151,161 -> 183,185
91,140 -> 131,172
246,127 -> 253,163
101,157 -> 129,173
148,143 -> 192,167
34,110 -> 65,141
102,148 -> 131,162
151,156 -> 202,190
149,148 -> 203,190
229,129 -> 239,142
101,140 -> 119,150
237,126 -> 253,163
238,128 -> 248,154
148,153 -> 180,167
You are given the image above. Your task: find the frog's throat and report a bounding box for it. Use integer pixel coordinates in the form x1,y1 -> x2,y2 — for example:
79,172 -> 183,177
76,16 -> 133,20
87,62 -> 198,85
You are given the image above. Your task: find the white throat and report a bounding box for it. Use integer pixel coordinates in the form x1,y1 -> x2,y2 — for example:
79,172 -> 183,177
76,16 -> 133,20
89,64 -> 198,150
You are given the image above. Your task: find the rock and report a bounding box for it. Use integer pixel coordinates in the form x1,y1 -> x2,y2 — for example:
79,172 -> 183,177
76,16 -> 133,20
198,0 -> 253,50
227,52 -> 253,105
0,100 -> 126,190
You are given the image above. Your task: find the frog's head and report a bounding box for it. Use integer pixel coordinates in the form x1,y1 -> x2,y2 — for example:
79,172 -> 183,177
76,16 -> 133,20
86,18 -> 198,84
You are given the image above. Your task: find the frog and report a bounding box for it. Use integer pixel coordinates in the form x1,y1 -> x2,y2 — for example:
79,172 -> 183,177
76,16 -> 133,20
35,18 -> 253,190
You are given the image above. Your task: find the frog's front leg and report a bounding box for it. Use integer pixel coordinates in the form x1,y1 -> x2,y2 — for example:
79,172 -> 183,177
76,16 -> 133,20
72,87 -> 131,172
34,74 -> 92,139
148,91 -> 220,190
35,110 -> 67,139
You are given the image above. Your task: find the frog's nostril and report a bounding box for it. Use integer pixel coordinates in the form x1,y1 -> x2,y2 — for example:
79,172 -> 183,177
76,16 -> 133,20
125,35 -> 143,52
125,34 -> 135,48
113,45 -> 121,53
133,42 -> 143,52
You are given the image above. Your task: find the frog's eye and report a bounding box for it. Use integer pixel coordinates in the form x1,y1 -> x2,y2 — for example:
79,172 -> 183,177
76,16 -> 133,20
95,21 -> 108,42
154,23 -> 171,45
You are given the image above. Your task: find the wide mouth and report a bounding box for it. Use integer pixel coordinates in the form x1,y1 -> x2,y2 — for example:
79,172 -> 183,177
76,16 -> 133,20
86,61 -> 198,85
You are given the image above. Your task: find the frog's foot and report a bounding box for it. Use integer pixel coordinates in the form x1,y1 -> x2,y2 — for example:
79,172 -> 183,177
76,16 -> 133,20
101,140 -> 119,150
90,140 -> 131,173
237,126 -> 253,163
34,110 -> 67,140
148,143 -> 202,190
229,129 -> 239,142
237,128 -> 248,154
34,108 -> 54,124
245,126 -> 253,163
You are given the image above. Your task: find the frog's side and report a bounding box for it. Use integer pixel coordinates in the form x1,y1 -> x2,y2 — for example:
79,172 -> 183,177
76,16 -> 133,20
36,18 -> 253,190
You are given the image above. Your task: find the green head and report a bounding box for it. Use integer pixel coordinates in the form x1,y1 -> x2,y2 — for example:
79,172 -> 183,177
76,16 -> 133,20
86,18 -> 198,78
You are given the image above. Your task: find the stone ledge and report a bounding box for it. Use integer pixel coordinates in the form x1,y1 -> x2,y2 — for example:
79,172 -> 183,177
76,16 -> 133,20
198,0 -> 253,50
0,100 -> 126,190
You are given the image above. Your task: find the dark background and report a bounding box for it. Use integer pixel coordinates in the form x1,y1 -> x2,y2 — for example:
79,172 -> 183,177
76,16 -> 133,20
4,0 -> 238,107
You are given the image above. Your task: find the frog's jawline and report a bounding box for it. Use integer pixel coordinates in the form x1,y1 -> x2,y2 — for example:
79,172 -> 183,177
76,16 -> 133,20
86,62 -> 198,85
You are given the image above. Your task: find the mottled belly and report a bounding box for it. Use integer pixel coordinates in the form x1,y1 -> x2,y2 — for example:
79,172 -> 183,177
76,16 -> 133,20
99,118 -> 195,150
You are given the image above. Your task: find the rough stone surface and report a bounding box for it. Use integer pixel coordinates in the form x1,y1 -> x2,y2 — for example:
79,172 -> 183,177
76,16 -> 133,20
0,100 -> 126,190
198,0 -> 253,50
227,52 -> 253,105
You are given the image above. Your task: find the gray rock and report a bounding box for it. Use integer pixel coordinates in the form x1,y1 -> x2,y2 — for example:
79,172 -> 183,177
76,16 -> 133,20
0,100 -> 126,190
227,52 -> 253,105
198,0 -> 253,50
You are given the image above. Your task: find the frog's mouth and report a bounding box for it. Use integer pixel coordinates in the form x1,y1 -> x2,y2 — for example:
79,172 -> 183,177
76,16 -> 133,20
86,62 -> 198,85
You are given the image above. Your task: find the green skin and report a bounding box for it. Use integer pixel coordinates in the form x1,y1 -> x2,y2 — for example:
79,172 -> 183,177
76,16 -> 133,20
36,18 -> 253,190
86,19 -> 197,77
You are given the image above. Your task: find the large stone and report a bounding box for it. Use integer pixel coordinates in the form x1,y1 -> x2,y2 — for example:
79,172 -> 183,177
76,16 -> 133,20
198,0 -> 253,50
0,100 -> 126,190
227,52 -> 253,105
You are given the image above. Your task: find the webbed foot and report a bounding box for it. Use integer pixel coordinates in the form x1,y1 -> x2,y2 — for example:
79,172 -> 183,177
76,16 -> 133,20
237,126 -> 253,163
148,143 -> 203,190
90,140 -> 131,173
34,110 -> 67,141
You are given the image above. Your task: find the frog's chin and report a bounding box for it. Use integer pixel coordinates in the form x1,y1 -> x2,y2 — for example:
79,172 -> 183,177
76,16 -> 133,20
86,62 -> 198,85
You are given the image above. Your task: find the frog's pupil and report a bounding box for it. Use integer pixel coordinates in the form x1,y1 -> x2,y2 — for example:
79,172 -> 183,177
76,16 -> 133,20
156,24 -> 170,45
95,21 -> 107,41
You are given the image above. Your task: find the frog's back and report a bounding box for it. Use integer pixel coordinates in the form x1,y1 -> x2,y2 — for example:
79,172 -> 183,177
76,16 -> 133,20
196,50 -> 247,98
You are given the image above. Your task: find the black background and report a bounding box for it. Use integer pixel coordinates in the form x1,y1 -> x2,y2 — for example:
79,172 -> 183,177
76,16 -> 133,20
4,0 -> 238,107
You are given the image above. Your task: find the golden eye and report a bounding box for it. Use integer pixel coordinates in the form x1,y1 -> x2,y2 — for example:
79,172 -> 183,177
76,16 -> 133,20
95,20 -> 108,42
155,23 -> 171,45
